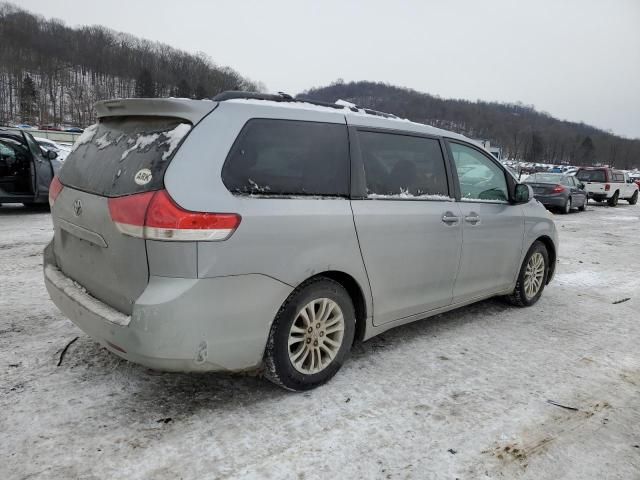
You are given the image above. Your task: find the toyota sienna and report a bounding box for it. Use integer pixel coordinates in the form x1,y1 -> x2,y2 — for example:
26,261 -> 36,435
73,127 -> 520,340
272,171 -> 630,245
44,92 -> 558,391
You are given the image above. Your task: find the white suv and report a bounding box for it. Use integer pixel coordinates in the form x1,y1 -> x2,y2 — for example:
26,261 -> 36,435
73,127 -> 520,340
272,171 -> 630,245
575,167 -> 639,206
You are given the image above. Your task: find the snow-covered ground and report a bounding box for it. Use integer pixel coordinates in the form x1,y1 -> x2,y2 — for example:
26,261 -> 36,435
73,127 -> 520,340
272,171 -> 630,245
1,202 -> 639,479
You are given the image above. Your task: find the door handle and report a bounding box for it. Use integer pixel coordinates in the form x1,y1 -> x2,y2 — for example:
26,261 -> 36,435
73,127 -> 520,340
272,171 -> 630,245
464,214 -> 480,225
441,212 -> 459,225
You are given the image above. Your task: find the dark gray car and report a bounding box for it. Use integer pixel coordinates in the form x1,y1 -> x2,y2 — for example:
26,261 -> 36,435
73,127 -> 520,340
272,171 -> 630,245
525,173 -> 587,213
43,93 -> 559,391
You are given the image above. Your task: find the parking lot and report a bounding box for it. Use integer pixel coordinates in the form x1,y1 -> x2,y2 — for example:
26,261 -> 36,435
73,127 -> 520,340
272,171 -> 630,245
1,202 -> 639,479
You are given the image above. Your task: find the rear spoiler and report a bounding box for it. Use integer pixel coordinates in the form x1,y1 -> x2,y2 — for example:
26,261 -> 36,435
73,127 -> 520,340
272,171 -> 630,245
95,98 -> 217,125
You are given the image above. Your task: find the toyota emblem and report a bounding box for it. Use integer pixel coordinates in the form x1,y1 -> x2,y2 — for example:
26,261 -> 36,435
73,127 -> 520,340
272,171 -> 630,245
73,199 -> 82,216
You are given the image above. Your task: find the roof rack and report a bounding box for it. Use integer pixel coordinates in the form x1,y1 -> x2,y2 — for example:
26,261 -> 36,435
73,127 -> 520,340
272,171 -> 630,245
212,91 -> 398,119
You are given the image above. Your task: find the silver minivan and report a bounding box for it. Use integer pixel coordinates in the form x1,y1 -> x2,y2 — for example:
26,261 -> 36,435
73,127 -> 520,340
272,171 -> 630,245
44,92 -> 558,391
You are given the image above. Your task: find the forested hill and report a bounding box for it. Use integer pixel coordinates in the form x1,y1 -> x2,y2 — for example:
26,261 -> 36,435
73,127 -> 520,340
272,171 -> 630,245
300,81 -> 640,169
0,3 -> 259,128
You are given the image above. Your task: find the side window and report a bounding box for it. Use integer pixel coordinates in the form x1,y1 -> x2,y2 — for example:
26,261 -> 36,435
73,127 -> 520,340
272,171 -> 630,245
0,140 -> 18,175
449,142 -> 508,202
0,138 -> 30,164
358,131 -> 449,198
222,119 -> 349,196
23,132 -> 43,159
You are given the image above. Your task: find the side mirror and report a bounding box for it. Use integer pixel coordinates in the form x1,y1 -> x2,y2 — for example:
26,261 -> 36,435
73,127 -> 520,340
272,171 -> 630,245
578,182 -> 585,189
46,149 -> 58,160
514,183 -> 532,204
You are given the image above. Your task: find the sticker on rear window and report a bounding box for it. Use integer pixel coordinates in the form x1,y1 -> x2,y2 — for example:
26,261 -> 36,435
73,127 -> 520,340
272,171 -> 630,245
134,168 -> 152,186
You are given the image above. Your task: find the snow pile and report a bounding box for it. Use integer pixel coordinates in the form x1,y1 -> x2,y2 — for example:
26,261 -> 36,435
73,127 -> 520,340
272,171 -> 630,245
70,123 -> 98,152
120,123 -> 191,161
161,123 -> 191,160
247,179 -> 271,193
44,265 -> 130,327
335,99 -> 357,108
94,133 -> 112,150
460,196 -> 507,204
121,133 -> 161,161
368,189 -> 453,201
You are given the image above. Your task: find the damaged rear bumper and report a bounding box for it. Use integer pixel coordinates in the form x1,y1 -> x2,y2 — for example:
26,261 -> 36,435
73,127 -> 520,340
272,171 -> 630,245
43,241 -> 292,372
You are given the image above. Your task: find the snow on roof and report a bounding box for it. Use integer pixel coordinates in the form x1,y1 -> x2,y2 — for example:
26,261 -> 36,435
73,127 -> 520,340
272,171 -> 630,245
223,97 -> 468,141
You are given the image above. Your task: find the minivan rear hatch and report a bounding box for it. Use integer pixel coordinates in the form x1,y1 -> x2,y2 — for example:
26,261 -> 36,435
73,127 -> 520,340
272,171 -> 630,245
51,99 -> 216,314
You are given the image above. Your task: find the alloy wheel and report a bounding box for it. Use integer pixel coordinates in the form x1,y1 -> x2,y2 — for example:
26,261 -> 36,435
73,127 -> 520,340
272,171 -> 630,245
523,252 -> 545,299
288,298 -> 345,374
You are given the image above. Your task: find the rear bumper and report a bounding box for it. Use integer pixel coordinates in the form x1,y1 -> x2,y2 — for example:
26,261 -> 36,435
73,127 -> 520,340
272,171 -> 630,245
44,241 -> 292,372
533,194 -> 566,208
586,192 -> 608,201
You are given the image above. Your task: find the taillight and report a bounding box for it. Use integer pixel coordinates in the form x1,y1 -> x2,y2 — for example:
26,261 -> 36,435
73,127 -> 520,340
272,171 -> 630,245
604,184 -> 611,191
552,184 -> 565,193
108,190 -> 240,241
108,191 -> 155,238
48,176 -> 64,207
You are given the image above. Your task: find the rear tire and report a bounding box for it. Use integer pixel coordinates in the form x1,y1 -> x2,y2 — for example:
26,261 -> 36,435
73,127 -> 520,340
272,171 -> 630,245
628,191 -> 638,205
607,191 -> 619,207
264,277 -> 356,391
561,197 -> 571,214
506,241 -> 549,307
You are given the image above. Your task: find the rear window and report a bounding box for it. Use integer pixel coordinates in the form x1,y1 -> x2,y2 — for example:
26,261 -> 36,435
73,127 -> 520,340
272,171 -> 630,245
59,117 -> 191,197
222,119 -> 349,197
526,173 -> 564,184
576,169 -> 606,182
358,131 -> 449,198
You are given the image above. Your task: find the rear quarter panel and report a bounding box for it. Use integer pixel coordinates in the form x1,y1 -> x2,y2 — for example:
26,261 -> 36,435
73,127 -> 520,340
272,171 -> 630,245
164,102 -> 373,321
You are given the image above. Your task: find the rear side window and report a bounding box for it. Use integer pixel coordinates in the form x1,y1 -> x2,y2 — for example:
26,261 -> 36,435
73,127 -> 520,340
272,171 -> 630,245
576,169 -> 606,182
59,117 -> 191,197
358,131 -> 449,198
222,119 -> 349,197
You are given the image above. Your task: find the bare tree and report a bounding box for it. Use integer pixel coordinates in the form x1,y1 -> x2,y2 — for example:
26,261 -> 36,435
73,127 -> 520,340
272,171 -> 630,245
0,2 -> 259,127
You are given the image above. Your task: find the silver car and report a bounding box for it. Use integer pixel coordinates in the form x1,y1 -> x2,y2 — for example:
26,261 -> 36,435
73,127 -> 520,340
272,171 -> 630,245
44,92 -> 558,391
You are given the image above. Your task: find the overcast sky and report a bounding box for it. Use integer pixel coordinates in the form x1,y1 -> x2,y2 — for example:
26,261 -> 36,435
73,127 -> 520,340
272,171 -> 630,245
19,0 -> 640,138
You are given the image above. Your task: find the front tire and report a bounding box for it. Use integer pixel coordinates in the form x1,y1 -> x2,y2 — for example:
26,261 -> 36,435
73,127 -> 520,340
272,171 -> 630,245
578,197 -> 587,211
264,277 -> 356,391
628,191 -> 638,205
507,241 -> 549,307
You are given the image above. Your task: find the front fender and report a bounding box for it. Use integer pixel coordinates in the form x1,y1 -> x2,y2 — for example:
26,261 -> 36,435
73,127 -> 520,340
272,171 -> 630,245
521,200 -> 559,282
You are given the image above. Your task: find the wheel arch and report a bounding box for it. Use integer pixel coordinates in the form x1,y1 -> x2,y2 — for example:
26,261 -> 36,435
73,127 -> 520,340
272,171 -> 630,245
535,235 -> 557,284
301,271 -> 368,343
